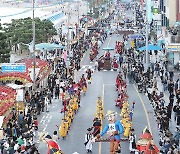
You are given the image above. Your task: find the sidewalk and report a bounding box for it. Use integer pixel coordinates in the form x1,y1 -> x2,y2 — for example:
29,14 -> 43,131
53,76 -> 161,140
156,74 -> 178,134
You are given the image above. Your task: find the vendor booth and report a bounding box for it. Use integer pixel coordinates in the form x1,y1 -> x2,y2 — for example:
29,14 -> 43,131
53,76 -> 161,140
0,58 -> 51,89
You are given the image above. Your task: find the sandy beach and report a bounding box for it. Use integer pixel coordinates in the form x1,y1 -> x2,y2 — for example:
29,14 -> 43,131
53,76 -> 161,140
0,0 -> 88,27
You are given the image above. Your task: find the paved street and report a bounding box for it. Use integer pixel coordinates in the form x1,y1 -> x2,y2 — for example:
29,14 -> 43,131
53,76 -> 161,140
1,0 -> 179,154
37,34 -> 160,153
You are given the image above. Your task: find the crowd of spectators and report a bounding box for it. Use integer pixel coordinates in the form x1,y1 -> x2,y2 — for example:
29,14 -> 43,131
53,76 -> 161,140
0,12 -> 115,153
122,34 -> 180,153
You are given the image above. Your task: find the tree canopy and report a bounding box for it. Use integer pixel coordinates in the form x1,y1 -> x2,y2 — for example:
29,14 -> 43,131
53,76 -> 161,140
0,23 -> 10,63
3,17 -> 57,51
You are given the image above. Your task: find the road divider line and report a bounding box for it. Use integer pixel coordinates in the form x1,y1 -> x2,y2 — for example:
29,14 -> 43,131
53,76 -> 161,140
107,36 -> 112,47
133,84 -> 152,134
98,84 -> 105,154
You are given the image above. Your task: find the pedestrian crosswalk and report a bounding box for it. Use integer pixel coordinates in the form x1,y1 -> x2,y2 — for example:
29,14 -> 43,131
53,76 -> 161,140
79,65 -> 120,72
79,65 -> 95,72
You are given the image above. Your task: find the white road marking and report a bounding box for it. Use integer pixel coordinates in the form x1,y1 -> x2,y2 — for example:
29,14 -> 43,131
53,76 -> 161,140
40,116 -> 46,123
99,84 -> 105,154
47,115 -> 52,123
43,124 -> 48,132
133,84 -> 152,134
45,114 -> 50,119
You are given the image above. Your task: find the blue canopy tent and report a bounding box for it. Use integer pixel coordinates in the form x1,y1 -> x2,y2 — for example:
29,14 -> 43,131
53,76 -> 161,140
35,43 -> 64,60
35,43 -> 64,51
102,47 -> 114,50
137,44 -> 162,51
157,39 -> 165,46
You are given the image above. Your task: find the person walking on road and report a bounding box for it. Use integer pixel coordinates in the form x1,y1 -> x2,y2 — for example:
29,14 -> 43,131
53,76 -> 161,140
123,64 -> 127,79
84,128 -> 93,153
129,128 -> 136,153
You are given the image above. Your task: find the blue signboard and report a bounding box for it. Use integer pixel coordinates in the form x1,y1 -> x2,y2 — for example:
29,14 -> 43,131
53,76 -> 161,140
1,63 -> 26,73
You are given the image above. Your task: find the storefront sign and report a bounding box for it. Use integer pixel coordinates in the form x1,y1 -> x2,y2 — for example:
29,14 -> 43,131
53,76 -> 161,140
168,45 -> 180,49
1,63 -> 26,73
167,45 -> 180,51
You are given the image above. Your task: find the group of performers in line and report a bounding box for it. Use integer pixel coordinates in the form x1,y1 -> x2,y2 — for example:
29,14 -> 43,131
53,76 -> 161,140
89,40 -> 99,61
96,40 -> 125,71
59,69 -> 94,139
38,69 -> 94,154
84,72 -> 160,154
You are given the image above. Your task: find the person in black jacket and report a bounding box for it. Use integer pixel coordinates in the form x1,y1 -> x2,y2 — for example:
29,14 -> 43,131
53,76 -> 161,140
173,101 -> 180,125
92,118 -> 101,137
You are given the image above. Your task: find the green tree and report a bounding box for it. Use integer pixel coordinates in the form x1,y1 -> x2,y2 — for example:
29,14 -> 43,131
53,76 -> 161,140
0,23 -> 10,63
3,17 -> 57,52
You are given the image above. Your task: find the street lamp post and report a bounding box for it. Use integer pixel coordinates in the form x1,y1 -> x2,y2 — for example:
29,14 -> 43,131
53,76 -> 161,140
32,0 -> 36,92
86,0 -> 88,36
77,1 -> 80,45
145,22 -> 149,69
145,0 -> 152,70
67,2 -> 70,56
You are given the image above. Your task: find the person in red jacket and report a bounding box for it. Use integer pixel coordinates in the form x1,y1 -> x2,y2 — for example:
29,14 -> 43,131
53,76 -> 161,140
44,135 -> 62,154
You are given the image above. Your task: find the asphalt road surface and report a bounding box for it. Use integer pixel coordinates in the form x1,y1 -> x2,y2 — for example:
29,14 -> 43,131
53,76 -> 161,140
37,33 -> 160,154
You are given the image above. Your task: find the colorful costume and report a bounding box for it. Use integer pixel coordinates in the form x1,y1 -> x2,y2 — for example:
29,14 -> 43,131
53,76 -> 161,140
97,110 -> 124,154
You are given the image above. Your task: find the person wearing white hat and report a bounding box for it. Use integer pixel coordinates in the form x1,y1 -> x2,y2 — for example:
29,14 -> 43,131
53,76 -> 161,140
94,110 -> 124,154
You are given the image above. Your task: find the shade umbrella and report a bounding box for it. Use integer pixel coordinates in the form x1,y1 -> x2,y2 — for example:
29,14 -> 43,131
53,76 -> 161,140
102,47 -> 114,51
137,44 -> 162,51
35,43 -> 64,51
157,39 -> 165,46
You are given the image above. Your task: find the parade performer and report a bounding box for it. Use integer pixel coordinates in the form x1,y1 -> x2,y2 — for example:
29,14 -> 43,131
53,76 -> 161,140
86,69 -> 93,84
92,117 -> 101,137
39,132 -> 63,154
129,128 -> 136,153
136,127 -> 159,154
94,110 -> 124,154
113,57 -> 119,70
84,128 -> 93,153
80,74 -> 87,94
96,96 -> 104,120
90,50 -> 94,61
105,51 -> 111,60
